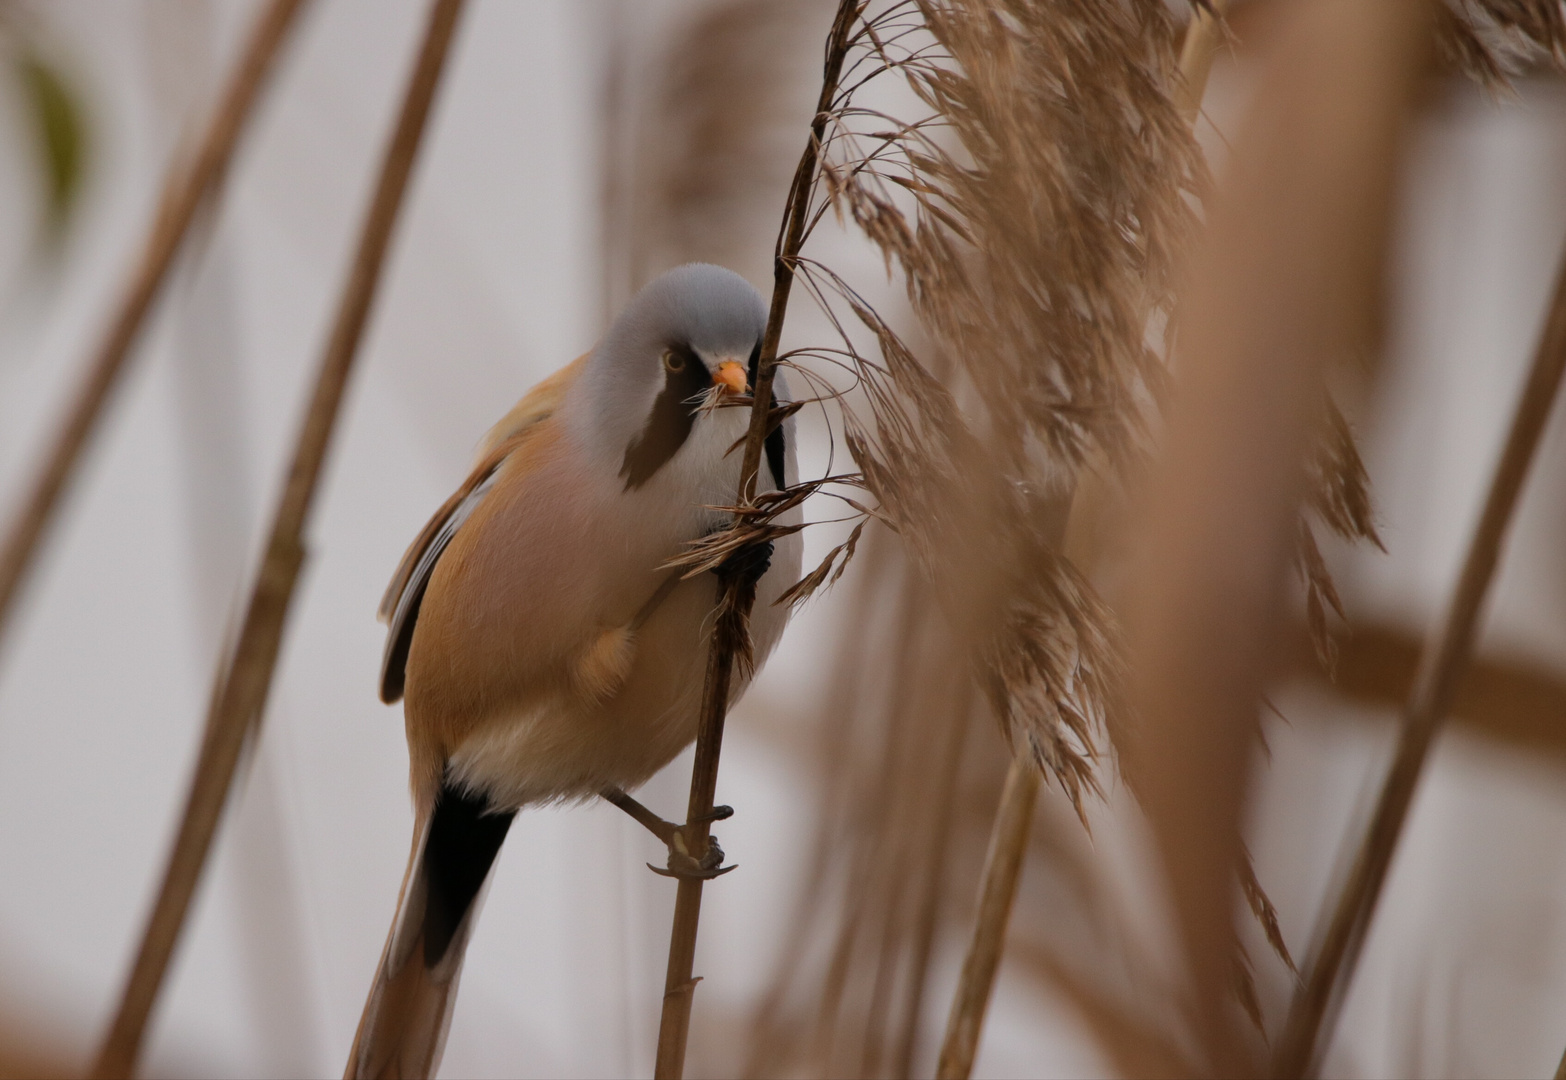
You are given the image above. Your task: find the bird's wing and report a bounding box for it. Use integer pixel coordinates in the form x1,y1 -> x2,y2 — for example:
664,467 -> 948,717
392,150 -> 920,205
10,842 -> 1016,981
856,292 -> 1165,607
377,354 -> 587,704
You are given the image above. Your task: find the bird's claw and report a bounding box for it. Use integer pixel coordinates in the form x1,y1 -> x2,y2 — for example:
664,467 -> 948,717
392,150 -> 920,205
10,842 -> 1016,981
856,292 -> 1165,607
601,786 -> 738,880
648,829 -> 737,880
715,540 -> 773,587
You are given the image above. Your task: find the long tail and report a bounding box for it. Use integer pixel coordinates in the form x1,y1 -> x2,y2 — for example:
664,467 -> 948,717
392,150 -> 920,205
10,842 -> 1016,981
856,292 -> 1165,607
346,783 -> 515,1079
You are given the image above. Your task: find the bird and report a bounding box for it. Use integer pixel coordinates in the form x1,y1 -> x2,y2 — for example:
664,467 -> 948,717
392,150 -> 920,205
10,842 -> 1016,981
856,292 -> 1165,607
345,263 -> 801,1079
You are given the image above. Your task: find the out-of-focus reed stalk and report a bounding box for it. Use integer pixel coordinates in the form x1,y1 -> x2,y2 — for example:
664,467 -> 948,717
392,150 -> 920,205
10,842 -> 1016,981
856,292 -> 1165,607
652,5 -> 860,1077
731,0 -> 1566,1073
90,3 -> 466,1075
888,684 -> 971,1079
934,753 -> 1040,1079
932,11 -> 1225,1074
0,0 -> 307,655
1272,160 -> 1566,1080
1125,0 -> 1432,1072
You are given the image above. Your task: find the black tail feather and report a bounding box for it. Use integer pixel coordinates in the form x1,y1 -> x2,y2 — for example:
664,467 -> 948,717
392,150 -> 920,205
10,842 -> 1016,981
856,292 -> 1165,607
423,783 -> 514,965
346,781 -> 514,1079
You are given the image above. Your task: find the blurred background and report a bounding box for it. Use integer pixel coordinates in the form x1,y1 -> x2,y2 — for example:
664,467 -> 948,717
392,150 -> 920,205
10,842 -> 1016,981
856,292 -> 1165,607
2,2 -> 1566,1077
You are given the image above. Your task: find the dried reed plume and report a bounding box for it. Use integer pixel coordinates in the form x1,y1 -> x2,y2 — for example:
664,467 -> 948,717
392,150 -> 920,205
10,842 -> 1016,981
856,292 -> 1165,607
1437,0 -> 1566,82
633,1 -> 1469,1075
719,0 -> 1417,1074
728,0 -> 1207,809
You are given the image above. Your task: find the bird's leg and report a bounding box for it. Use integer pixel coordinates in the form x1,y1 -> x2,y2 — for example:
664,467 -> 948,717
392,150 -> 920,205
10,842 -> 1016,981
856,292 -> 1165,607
600,786 -> 737,880
601,786 -> 678,845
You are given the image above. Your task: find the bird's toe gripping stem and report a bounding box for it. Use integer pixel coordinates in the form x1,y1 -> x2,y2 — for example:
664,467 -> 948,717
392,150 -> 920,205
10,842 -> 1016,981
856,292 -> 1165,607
714,538 -> 773,589
650,813 -> 737,881
601,787 -> 737,881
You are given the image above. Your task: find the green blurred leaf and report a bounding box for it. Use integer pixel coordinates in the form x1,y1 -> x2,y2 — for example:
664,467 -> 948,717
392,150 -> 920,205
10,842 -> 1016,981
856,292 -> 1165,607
13,43 -> 86,233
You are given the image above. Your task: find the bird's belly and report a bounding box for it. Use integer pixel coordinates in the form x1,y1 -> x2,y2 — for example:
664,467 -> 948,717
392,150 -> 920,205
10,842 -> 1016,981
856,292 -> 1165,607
443,574 -> 720,808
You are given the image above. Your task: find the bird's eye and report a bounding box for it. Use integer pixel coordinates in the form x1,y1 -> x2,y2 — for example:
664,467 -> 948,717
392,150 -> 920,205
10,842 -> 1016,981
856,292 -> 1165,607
662,349 -> 685,373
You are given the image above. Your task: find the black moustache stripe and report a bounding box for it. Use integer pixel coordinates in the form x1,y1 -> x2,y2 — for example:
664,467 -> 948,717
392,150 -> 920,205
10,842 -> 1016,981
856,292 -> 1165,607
620,342 -> 712,489
747,339 -> 788,491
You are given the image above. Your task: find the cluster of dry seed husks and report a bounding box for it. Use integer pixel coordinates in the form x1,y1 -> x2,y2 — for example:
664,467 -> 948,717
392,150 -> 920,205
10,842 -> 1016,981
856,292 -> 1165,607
789,0 -> 1566,799
781,0 -> 1203,805
643,0 -> 1566,1074
1438,0 -> 1566,80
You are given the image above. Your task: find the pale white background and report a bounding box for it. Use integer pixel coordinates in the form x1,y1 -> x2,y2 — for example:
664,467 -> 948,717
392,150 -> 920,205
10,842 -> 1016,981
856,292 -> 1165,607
1,4 -> 1566,1078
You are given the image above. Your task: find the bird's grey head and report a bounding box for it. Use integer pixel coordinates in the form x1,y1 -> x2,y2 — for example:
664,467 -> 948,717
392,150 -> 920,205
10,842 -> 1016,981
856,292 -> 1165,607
578,263 -> 768,488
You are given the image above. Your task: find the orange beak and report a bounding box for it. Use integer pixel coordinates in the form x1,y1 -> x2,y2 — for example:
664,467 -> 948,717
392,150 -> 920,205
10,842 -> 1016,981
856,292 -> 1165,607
713,360 -> 748,396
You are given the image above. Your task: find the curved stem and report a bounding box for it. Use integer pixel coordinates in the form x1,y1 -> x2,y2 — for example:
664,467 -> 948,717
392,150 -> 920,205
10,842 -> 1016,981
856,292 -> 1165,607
91,3 -> 466,1075
0,0 -> 308,657
931,9 -> 1229,1075
1273,234 -> 1566,1080
934,760 -> 1040,1080
651,4 -> 863,1078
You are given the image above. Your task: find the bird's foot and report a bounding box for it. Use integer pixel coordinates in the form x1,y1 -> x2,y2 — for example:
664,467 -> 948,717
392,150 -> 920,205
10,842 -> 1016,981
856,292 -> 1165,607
714,539 -> 773,588
600,788 -> 737,881
649,826 -> 737,881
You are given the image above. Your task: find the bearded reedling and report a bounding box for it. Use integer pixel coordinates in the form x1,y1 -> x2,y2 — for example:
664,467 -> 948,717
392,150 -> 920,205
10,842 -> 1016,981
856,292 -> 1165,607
347,264 -> 801,1079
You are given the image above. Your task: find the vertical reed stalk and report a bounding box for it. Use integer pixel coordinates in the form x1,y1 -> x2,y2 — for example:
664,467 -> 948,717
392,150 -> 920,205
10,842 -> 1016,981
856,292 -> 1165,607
90,3 -> 466,1075
1130,0 -> 1430,1071
0,0 -> 308,655
652,4 -> 860,1077
809,575 -> 921,1075
1272,232 -> 1566,1080
742,537 -> 891,1078
934,759 -> 1040,1080
890,686 -> 971,1079
932,12 -> 1228,1075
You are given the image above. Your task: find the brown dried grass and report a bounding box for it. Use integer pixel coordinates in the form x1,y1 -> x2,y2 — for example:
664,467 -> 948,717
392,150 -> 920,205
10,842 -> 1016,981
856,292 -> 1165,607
769,0 -> 1205,810
629,0 -> 1566,1076
1437,0 -> 1566,82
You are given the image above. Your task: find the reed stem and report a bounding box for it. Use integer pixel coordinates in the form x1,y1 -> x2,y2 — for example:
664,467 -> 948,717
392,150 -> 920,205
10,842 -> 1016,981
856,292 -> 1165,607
934,759 -> 1039,1080
890,686 -> 971,1079
0,0 -> 307,656
90,3 -> 465,1075
651,3 -> 860,1077
1272,237 -> 1566,1080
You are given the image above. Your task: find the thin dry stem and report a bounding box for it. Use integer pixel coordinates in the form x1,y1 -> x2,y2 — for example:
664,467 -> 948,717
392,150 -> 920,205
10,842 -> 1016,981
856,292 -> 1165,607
1124,0 -> 1432,1072
652,4 -> 862,1077
934,759 -> 1039,1080
0,0 -> 307,656
931,10 -> 1216,1074
92,3 -> 466,1075
1273,196 -> 1566,1080
889,687 -> 971,1079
